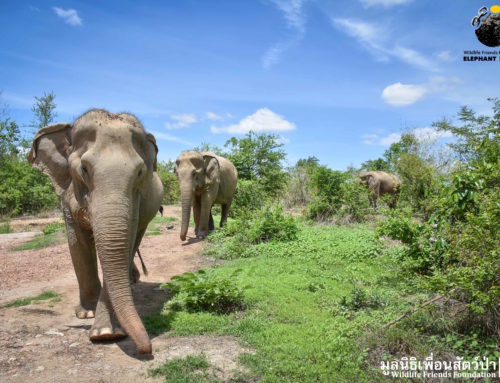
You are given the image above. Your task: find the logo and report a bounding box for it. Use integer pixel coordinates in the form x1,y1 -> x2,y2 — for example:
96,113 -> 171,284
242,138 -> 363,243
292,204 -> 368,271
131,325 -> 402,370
472,5 -> 500,47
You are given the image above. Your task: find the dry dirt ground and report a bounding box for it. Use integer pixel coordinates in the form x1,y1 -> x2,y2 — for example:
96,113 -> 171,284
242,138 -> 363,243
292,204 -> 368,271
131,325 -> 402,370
0,205 -> 253,382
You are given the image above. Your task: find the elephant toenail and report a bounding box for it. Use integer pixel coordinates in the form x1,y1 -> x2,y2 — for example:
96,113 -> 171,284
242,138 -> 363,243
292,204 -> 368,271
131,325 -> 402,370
100,328 -> 112,336
77,312 -> 86,319
87,310 -> 95,318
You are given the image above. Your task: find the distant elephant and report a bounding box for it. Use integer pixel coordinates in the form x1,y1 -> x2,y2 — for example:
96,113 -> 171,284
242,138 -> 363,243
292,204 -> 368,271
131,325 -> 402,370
174,151 -> 237,241
28,109 -> 163,355
358,171 -> 400,208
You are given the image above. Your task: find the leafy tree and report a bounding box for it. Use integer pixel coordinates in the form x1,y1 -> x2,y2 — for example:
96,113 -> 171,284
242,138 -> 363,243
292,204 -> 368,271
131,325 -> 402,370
224,131 -> 287,196
157,160 -> 180,204
360,157 -> 389,171
32,91 -> 57,130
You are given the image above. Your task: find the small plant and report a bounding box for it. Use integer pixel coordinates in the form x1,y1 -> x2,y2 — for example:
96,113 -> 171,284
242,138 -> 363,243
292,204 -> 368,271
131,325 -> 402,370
149,354 -> 216,382
161,269 -> 248,314
3,290 -> 61,308
42,221 -> 64,235
334,287 -> 384,315
0,221 -> 10,234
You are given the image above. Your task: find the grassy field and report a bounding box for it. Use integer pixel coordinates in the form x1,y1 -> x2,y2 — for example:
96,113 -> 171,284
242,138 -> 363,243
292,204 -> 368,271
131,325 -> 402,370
144,223 -> 433,382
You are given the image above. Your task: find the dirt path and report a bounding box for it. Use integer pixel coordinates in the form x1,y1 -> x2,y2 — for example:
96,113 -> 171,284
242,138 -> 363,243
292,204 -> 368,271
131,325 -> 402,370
0,206 -> 251,382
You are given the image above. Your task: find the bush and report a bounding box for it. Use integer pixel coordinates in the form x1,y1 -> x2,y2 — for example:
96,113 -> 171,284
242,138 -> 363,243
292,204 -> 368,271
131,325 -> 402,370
42,221 -> 64,235
229,179 -> 267,217
339,179 -> 372,222
157,160 -> 180,204
161,269 -> 247,314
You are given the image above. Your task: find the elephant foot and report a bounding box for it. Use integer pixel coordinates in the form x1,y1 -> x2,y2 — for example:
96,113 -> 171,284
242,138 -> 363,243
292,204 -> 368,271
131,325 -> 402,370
90,313 -> 126,341
196,230 -> 209,239
75,302 -> 97,319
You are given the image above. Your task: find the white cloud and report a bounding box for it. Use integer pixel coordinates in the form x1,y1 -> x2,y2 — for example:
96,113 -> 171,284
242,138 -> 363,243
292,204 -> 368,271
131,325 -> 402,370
436,50 -> 454,62
151,131 -> 193,146
270,0 -> 307,33
211,108 -> 296,134
332,18 -> 436,71
360,0 -> 411,7
381,77 -> 462,107
362,127 -> 452,147
53,7 -> 82,26
205,112 -> 223,121
263,0 -> 307,69
412,127 -> 453,143
276,135 -> 291,145
382,82 -> 427,106
165,113 -> 197,130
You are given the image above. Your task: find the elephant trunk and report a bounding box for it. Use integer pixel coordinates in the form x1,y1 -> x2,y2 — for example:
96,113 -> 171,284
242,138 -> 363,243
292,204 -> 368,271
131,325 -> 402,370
92,195 -> 151,354
180,182 -> 193,241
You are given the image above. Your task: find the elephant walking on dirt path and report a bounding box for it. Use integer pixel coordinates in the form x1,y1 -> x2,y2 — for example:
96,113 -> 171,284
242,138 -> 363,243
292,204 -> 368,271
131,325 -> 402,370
174,151 -> 237,241
29,109 -> 163,354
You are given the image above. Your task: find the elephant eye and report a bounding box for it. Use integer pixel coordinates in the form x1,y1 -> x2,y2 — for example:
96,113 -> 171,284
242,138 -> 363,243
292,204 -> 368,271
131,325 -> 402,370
81,165 -> 88,174
138,169 -> 142,177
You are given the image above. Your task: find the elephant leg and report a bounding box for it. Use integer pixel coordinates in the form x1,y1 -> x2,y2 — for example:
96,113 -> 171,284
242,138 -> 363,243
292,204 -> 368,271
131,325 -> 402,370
208,206 -> 214,231
130,228 -> 146,284
197,194 -> 214,238
193,195 -> 201,236
220,200 -> 232,227
65,209 -> 101,319
90,284 -> 126,341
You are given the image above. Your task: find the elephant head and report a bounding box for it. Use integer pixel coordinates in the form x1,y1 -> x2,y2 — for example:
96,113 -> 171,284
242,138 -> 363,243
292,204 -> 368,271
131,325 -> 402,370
358,172 -> 377,188
174,151 -> 219,241
28,109 -> 162,354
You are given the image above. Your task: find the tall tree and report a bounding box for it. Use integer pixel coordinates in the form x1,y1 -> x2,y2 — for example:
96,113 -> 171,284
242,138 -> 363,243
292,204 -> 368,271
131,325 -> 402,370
32,91 -> 57,130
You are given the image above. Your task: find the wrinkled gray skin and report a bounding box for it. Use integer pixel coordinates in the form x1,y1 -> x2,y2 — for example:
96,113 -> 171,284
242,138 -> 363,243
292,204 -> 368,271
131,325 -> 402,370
174,151 -> 237,241
358,171 -> 400,208
28,109 -> 163,355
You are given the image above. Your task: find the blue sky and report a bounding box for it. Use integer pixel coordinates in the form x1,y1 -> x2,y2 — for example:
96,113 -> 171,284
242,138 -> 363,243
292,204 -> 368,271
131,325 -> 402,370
0,0 -> 498,169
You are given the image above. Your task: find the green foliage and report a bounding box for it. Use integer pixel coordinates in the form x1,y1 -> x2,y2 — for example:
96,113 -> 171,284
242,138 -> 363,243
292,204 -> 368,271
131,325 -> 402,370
338,179 -> 372,222
283,157 -> 320,208
149,354 -> 216,383
360,157 -> 389,172
306,166 -> 347,220
42,221 -> 64,235
14,225 -> 66,251
229,179 -> 267,217
157,160 -> 180,204
31,91 -> 57,130
334,287 -> 385,315
157,225 -> 411,382
224,131 -> 287,197
0,221 -> 10,234
2,290 -> 61,308
378,99 -> 500,336
207,203 -> 299,259
161,269 -> 247,314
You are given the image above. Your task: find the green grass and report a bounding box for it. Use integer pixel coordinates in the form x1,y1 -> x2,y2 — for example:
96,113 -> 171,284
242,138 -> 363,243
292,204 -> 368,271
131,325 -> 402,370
0,221 -> 10,234
149,354 -> 217,383
145,224 -> 426,382
2,290 -> 61,308
13,230 -> 66,251
146,216 -> 176,236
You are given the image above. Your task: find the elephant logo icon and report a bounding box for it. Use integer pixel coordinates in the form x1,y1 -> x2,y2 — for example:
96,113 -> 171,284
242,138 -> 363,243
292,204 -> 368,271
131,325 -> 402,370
472,5 -> 500,47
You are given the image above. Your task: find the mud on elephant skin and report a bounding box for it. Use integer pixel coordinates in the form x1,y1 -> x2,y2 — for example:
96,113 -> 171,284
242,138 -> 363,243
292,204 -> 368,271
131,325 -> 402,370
358,170 -> 400,208
174,151 -> 238,241
28,109 -> 164,354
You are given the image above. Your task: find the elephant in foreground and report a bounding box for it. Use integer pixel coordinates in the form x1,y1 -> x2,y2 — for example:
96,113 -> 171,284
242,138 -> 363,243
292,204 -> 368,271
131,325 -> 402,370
174,151 -> 237,241
28,109 -> 163,354
358,171 -> 400,208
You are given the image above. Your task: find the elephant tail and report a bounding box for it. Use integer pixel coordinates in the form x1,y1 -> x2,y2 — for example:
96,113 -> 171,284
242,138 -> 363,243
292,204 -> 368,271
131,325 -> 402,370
136,248 -> 148,276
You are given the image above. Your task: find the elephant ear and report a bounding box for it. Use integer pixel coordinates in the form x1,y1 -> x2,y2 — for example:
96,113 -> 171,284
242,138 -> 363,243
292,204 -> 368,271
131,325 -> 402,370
28,123 -> 73,196
202,152 -> 219,185
145,132 -> 158,171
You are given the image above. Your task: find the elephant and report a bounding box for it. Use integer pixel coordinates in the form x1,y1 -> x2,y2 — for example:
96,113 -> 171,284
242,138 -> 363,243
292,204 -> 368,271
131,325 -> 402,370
28,109 -> 163,354
358,171 -> 400,208
174,151 -> 237,241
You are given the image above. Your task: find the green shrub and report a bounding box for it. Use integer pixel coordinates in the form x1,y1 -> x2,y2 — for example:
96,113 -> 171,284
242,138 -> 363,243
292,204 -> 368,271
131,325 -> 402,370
339,179 -> 372,222
42,221 -> 64,235
157,160 -> 180,205
0,221 -> 10,234
333,286 -> 385,315
229,179 -> 267,217
161,269 -> 247,314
